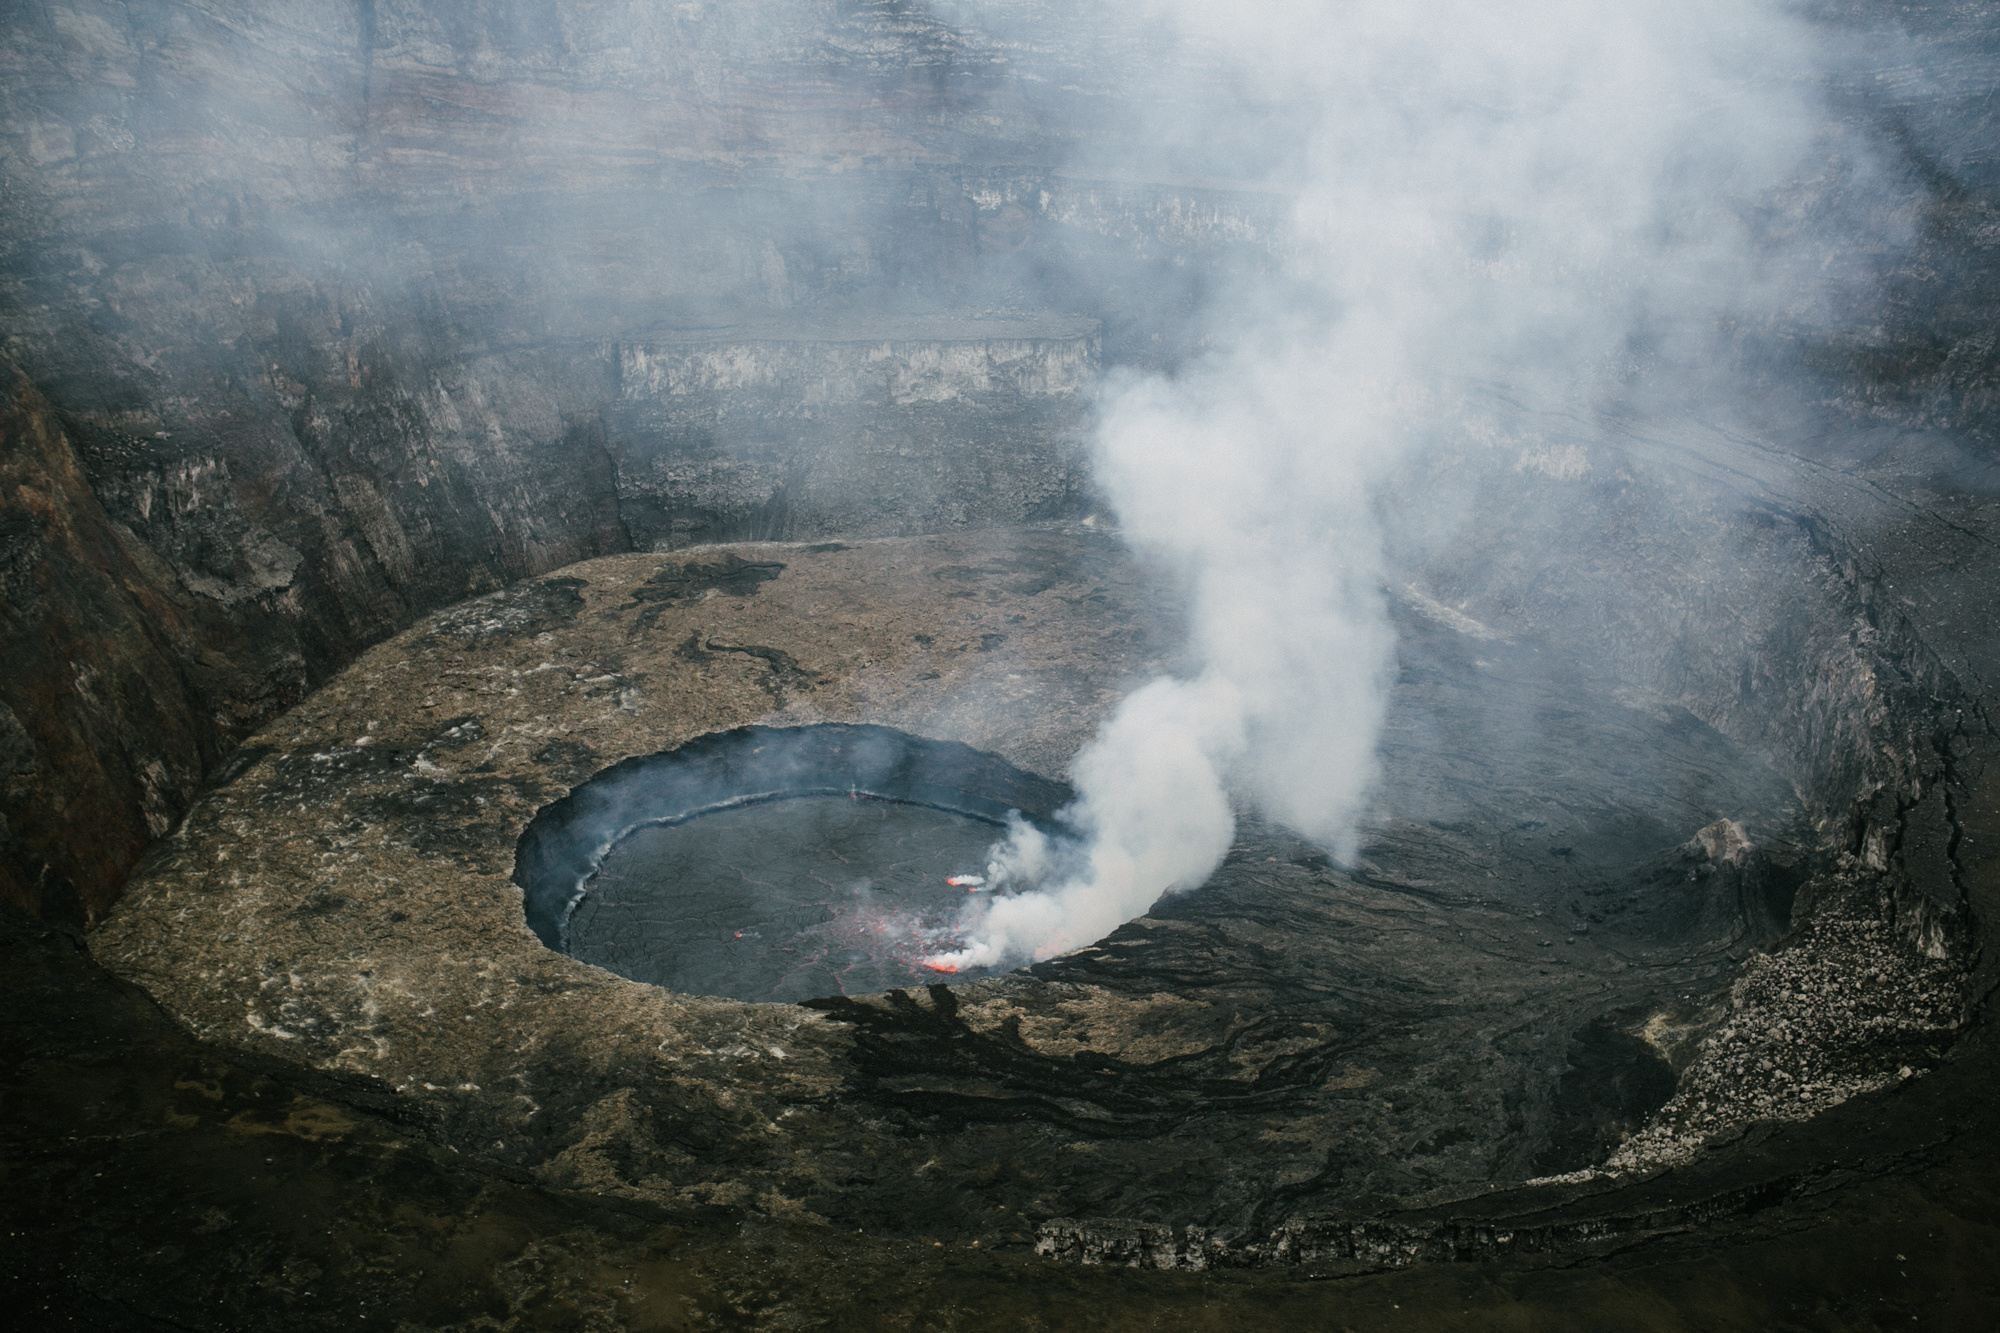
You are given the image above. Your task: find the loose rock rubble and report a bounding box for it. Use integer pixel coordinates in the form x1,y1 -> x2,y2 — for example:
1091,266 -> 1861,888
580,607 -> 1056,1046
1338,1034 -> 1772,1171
1605,865 -> 1968,1173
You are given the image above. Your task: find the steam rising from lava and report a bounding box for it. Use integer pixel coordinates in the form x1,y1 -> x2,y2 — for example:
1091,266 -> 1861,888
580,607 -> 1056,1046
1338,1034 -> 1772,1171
926,0 -> 1886,971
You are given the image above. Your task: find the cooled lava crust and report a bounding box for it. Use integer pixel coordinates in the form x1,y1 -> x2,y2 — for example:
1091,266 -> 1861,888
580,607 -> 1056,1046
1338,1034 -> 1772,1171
522,724 -> 1066,998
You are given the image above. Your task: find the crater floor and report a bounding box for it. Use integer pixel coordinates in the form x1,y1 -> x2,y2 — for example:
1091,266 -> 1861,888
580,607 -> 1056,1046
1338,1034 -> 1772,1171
85,522 -> 1954,1250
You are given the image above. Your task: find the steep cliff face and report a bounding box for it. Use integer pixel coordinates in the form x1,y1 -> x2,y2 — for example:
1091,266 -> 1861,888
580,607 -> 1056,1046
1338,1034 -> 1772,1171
609,316 -> 1098,545
0,372 -> 238,923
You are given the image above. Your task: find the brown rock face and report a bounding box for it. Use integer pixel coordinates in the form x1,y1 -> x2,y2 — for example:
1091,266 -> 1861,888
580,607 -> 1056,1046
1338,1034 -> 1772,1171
0,370 -> 225,923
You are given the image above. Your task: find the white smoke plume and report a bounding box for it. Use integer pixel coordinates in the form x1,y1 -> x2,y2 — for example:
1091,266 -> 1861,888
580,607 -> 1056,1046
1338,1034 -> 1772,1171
926,0 -> 1875,971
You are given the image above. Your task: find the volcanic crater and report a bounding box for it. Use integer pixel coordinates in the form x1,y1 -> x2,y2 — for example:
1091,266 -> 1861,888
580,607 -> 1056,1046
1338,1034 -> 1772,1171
87,450 -> 1987,1262
5,2 -> 1998,1325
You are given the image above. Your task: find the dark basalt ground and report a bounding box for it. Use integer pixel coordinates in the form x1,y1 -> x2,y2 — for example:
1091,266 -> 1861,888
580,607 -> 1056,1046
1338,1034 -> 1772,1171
529,658 -> 1813,1213
789,616 -> 1824,1233
7,886 -> 2000,1330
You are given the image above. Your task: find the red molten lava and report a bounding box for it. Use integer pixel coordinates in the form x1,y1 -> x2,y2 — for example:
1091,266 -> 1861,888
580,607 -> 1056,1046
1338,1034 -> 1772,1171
924,961 -> 960,974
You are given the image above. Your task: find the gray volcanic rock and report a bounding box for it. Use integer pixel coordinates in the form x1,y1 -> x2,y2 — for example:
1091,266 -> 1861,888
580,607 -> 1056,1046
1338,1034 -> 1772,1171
605,314 -> 1099,548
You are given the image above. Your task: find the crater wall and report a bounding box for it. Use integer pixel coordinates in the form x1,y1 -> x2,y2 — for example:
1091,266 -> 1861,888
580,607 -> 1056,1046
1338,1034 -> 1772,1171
0,1 -> 1254,917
